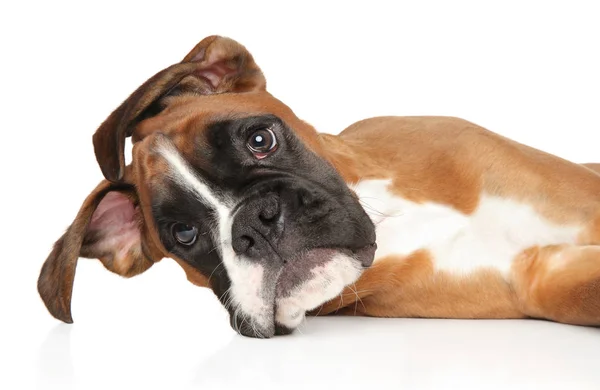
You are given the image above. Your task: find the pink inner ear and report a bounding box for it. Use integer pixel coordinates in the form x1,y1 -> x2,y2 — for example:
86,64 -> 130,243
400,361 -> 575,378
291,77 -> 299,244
189,47 -> 206,62
195,60 -> 236,89
88,192 -> 141,260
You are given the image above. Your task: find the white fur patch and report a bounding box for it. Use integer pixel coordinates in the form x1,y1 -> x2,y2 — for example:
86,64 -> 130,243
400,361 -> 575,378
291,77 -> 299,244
157,141 -> 272,328
275,254 -> 362,328
353,179 -> 581,277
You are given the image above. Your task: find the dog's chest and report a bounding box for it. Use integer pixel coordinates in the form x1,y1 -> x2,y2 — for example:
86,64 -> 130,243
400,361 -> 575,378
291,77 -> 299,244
352,179 -> 580,276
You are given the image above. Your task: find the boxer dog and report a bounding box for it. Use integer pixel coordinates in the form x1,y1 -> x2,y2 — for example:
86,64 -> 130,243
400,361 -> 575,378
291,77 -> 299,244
38,36 -> 600,338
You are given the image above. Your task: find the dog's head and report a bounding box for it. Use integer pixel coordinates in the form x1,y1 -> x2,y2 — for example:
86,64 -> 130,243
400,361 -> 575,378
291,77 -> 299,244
38,36 -> 376,338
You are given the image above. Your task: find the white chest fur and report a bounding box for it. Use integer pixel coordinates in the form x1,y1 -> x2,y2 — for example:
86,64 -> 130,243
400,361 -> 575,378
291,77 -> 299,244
351,179 -> 581,277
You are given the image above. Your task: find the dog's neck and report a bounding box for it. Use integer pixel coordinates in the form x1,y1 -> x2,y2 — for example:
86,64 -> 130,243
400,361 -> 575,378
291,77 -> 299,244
317,132 -> 385,184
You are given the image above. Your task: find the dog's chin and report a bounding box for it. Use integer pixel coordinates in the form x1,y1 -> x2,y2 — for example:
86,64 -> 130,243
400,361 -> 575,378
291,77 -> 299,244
232,245 -> 375,338
275,247 -> 373,297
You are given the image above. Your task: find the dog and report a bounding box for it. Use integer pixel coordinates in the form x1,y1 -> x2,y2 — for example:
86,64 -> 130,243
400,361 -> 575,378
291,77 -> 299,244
38,36 -> 600,338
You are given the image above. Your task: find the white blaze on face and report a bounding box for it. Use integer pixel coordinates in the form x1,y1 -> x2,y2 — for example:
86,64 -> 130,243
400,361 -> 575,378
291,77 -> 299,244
157,140 -> 272,328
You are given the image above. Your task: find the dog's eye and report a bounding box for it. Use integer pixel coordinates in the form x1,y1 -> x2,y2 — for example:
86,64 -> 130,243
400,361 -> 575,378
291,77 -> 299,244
247,128 -> 277,158
172,223 -> 198,245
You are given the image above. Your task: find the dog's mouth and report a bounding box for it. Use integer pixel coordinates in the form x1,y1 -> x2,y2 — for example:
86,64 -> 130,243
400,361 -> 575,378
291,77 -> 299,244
229,244 -> 376,338
275,245 -> 376,297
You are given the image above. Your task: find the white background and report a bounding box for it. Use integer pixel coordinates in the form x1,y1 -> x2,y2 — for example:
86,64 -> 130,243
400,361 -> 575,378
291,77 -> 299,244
1,1 -> 600,389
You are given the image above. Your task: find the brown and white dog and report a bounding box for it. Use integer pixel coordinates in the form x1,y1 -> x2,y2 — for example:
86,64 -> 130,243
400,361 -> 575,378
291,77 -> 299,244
38,36 -> 600,338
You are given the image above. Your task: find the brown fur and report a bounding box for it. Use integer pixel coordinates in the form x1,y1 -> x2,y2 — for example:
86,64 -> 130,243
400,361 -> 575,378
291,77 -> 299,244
38,35 -> 600,329
511,245 -> 600,325
324,116 -> 600,224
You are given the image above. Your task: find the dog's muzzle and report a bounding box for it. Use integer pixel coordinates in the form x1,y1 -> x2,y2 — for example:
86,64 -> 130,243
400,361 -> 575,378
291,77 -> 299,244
225,181 -> 376,337
231,188 -> 375,267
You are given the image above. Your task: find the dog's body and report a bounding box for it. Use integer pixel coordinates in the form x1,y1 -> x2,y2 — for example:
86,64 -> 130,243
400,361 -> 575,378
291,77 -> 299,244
38,36 -> 600,337
316,116 -> 600,323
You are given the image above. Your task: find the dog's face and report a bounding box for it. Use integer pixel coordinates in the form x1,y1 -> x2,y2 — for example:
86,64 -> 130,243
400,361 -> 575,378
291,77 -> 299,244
38,36 -> 376,338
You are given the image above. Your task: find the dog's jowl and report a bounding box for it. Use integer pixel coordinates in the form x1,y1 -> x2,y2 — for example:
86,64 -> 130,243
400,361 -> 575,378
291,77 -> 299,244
39,35 -> 600,338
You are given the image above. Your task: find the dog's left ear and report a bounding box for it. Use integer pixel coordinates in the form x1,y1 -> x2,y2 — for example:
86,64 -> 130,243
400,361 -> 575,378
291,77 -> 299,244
37,180 -> 156,323
93,35 -> 266,182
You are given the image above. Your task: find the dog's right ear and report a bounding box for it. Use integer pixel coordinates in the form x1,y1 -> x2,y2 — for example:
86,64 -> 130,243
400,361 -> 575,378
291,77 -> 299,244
93,35 -> 266,182
37,180 -> 156,323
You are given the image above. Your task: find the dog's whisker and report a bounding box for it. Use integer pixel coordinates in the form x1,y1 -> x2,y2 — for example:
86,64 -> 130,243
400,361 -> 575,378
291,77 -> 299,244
232,308 -> 241,335
312,303 -> 325,318
347,284 -> 360,315
207,261 -> 225,284
220,288 -> 237,316
295,315 -> 306,335
349,283 -> 367,313
336,290 -> 345,313
239,313 -> 249,335
358,198 -> 404,218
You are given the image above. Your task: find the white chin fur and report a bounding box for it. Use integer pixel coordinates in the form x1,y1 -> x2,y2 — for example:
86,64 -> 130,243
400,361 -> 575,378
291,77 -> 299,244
275,253 -> 362,329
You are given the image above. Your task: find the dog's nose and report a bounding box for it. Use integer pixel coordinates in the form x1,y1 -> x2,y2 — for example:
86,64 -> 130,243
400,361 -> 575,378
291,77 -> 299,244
231,194 -> 283,259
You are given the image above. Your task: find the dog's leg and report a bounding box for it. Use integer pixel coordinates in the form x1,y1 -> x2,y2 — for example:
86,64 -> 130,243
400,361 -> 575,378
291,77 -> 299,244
511,244 -> 600,325
312,250 -> 525,319
316,244 -> 600,324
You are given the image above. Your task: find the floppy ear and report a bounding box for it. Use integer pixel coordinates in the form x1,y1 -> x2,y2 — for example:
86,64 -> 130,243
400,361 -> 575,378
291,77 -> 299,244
37,181 -> 156,323
93,35 -> 266,182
